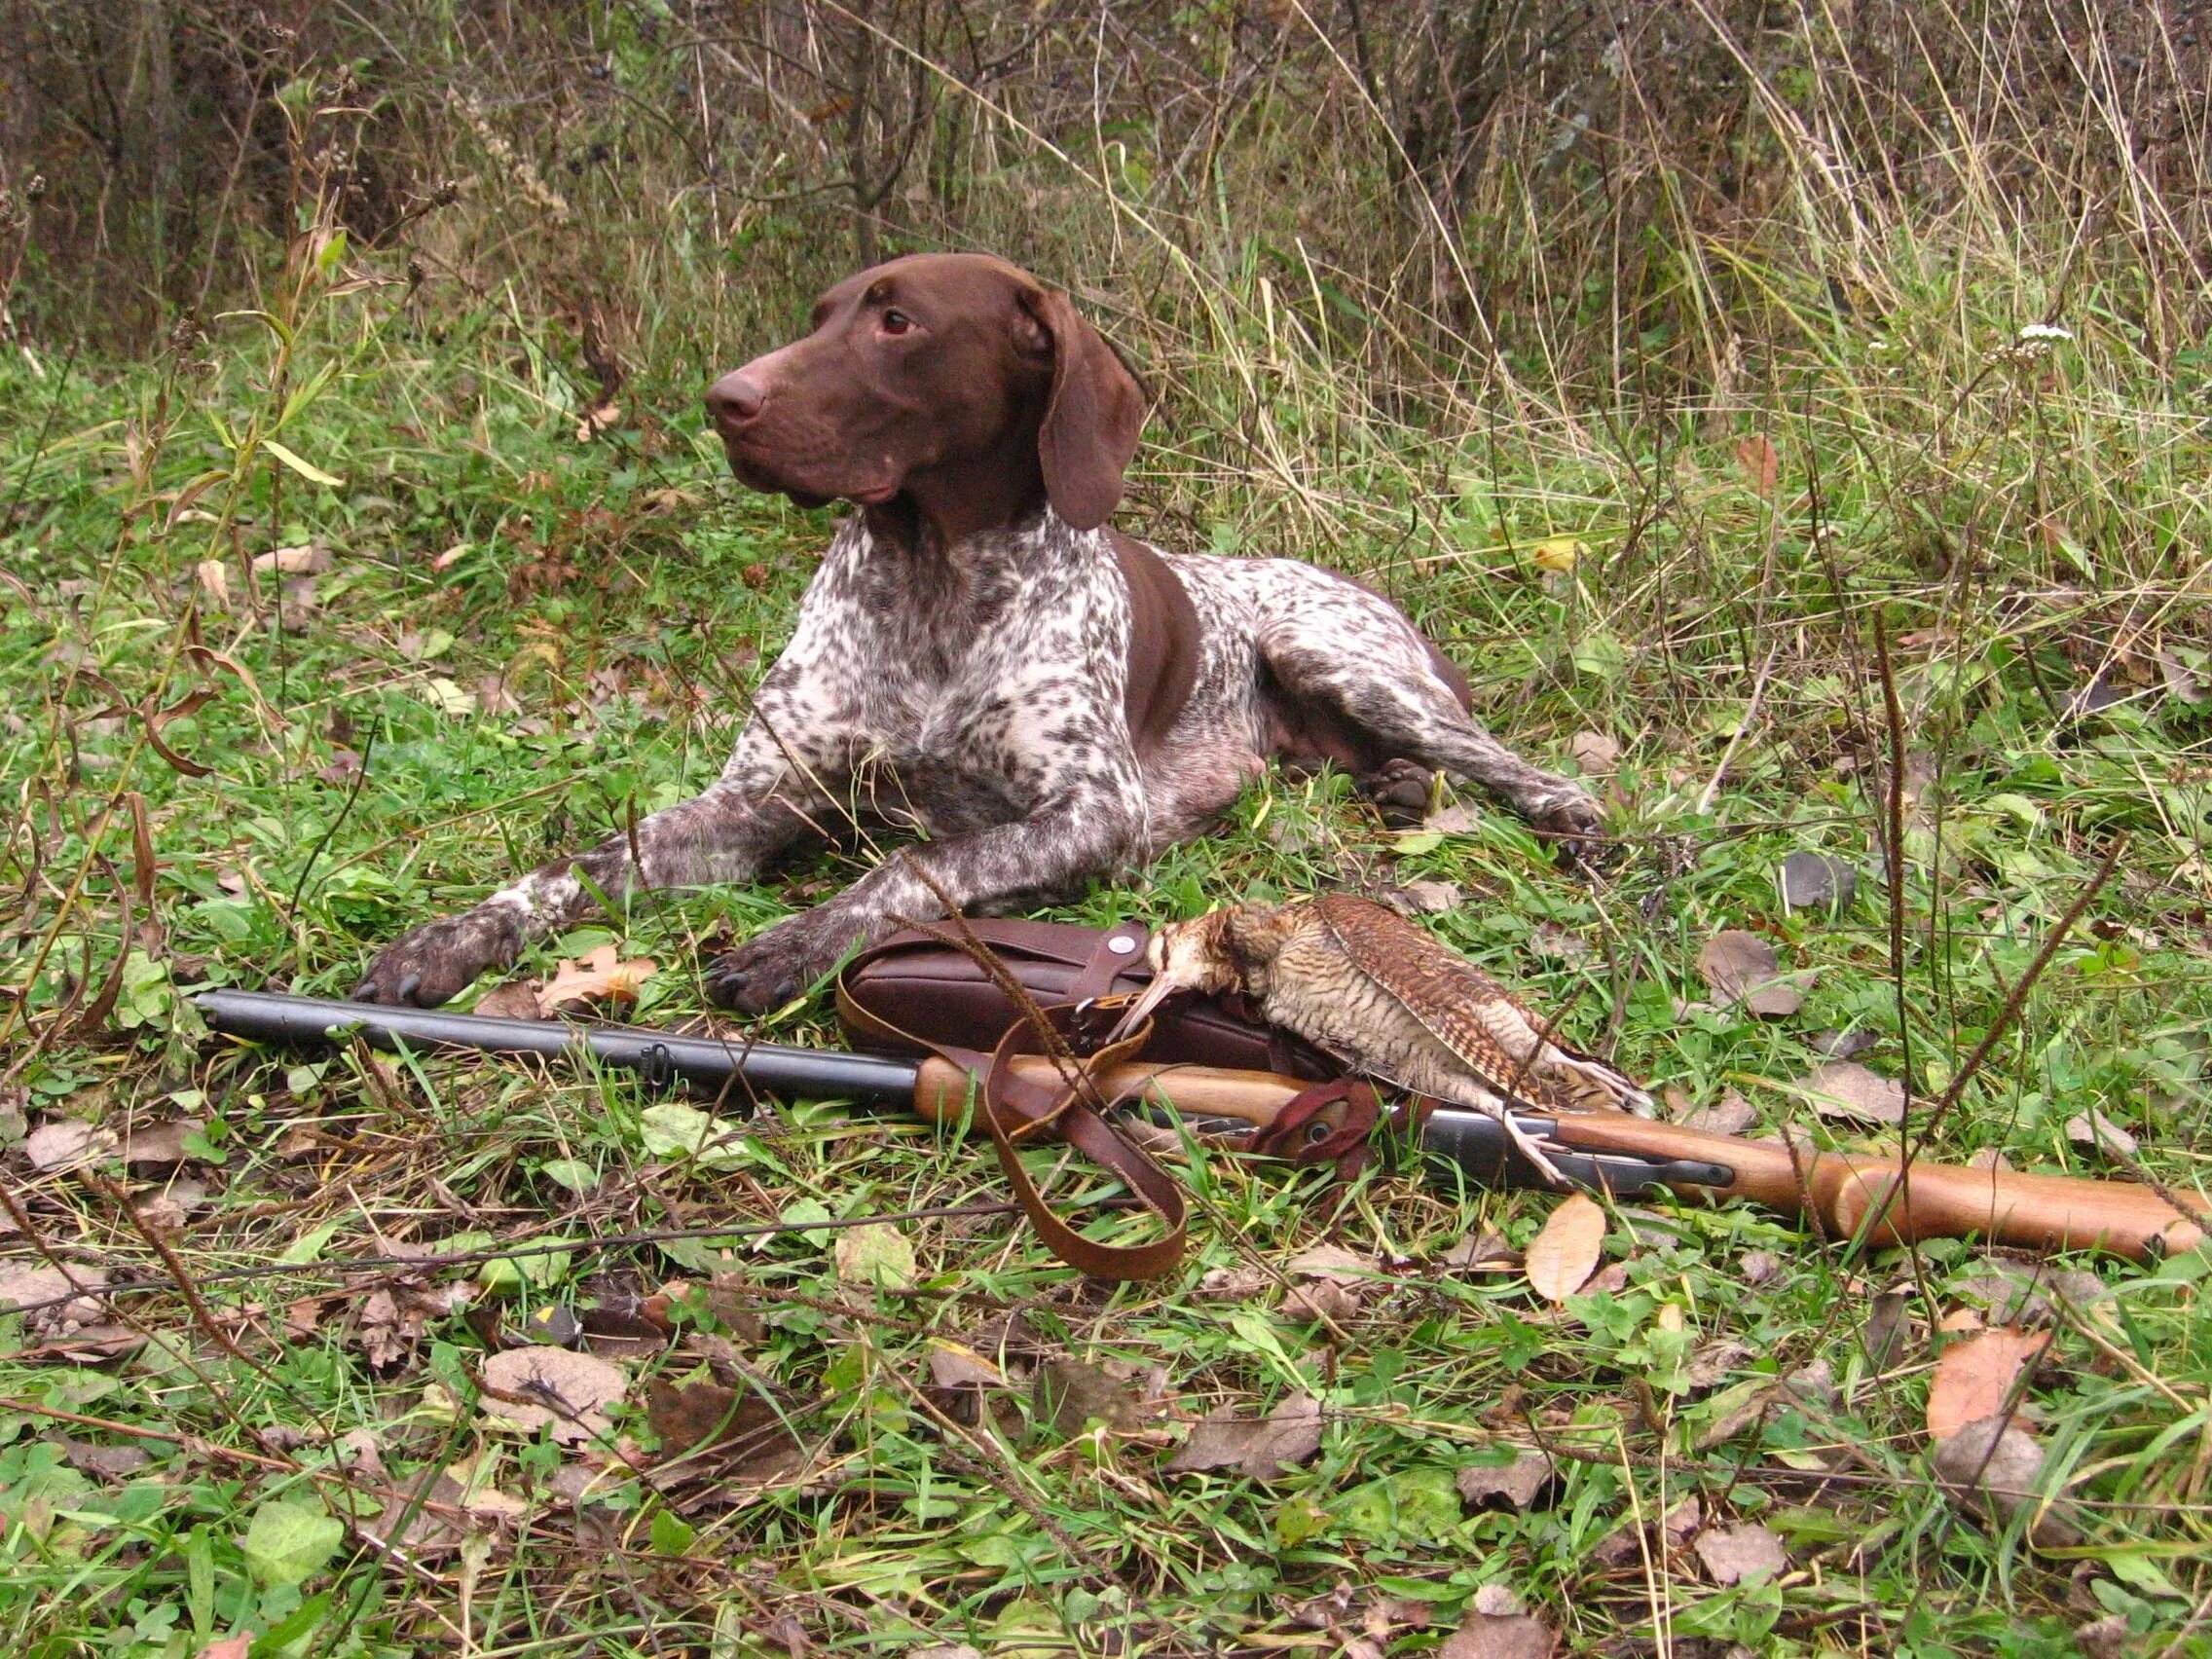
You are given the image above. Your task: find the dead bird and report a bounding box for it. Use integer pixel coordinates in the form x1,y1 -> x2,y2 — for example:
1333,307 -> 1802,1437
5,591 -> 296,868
1110,894 -> 1652,1184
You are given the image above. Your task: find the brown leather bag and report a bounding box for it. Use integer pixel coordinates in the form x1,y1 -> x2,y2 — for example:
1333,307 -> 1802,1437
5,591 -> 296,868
835,917 -> 1337,1080
832,918 -> 1372,1281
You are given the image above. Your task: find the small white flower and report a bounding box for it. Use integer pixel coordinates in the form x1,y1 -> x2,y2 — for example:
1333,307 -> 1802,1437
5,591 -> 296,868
2018,321 -> 2074,343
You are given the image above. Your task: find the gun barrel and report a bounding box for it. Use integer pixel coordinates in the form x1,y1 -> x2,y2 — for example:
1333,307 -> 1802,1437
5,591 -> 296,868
196,989 -> 925,1106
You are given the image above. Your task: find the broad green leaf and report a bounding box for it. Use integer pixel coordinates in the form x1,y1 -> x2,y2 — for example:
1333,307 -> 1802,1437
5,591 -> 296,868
240,1499 -> 345,1587
833,1223 -> 917,1289
639,1103 -> 752,1170
277,1217 -> 345,1267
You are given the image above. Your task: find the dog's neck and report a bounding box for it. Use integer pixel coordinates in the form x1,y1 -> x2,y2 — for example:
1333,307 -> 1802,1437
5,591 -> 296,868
860,427 -> 1055,558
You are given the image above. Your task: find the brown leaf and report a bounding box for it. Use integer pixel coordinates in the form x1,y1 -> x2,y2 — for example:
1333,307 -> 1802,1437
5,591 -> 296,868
199,1637 -> 254,1659
252,543 -> 332,575
1394,879 -> 1464,915
0,1263 -> 110,1332
926,1341 -> 1007,1390
1035,1358 -> 1147,1437
62,1438 -> 153,1480
24,1121 -> 117,1173
1440,1230 -> 1518,1271
195,560 -> 231,609
1862,1287 -> 1913,1370
577,1306 -> 669,1360
1684,1338 -> 1755,1389
1930,1417 -> 2083,1548
1528,921 -> 1593,964
645,1377 -> 807,1479
1167,1392 -> 1322,1479
1927,1327 -> 2049,1442
472,980 -> 546,1020
1735,432 -> 1780,498
1567,731 -> 1620,774
1697,930 -> 1800,1017
120,1119 -> 203,1169
1285,1243 -> 1375,1286
2064,1110 -> 2138,1159
1438,1605 -> 1557,1659
536,944 -> 657,1015
574,402 -> 622,442
1456,1450 -> 1556,1511
478,1346 -> 627,1445
1283,1281 -> 1359,1325
1525,1193 -> 1606,1304
1677,1088 -> 1757,1136
1803,1059 -> 1907,1125
1694,1522 -> 1788,1585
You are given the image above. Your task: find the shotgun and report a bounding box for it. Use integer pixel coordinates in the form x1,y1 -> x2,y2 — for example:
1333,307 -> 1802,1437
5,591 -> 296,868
196,989 -> 2204,1262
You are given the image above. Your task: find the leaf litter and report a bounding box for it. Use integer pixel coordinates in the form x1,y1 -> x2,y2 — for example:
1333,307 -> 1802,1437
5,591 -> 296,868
1524,1193 -> 1606,1303
1697,929 -> 1802,1017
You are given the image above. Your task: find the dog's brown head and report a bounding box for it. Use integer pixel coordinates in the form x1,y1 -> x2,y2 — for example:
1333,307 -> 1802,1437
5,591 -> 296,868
705,253 -> 1145,536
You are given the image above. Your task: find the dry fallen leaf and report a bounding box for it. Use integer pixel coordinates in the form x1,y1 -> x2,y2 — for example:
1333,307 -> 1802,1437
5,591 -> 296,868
195,560 -> 232,609
2065,1109 -> 2139,1159
1735,432 -> 1780,498
1167,1392 -> 1322,1479
1803,1058 -> 1907,1126
1567,731 -> 1620,774
1694,1522 -> 1788,1586
1697,930 -> 1801,1018
472,979 -> 545,1020
1456,1451 -> 1555,1511
1926,1327 -> 2049,1442
1677,1088 -> 1757,1136
536,944 -> 657,1015
575,402 -> 622,442
645,1376 -> 807,1478
1862,1286 -> 1914,1370
0,1263 -> 110,1329
1930,1416 -> 2083,1548
120,1119 -> 203,1169
478,1346 -> 627,1445
24,1121 -> 117,1174
925,1341 -> 1007,1390
1438,1604 -> 1557,1659
1035,1358 -> 1147,1437
1285,1243 -> 1374,1286
1525,1193 -> 1606,1304
253,543 -> 332,575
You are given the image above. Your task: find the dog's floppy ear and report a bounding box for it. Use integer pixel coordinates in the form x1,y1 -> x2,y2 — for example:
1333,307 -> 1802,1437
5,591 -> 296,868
1020,285 -> 1145,532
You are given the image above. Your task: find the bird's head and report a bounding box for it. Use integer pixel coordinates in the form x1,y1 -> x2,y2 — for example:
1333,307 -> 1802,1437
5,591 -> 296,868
1104,907 -> 1246,1044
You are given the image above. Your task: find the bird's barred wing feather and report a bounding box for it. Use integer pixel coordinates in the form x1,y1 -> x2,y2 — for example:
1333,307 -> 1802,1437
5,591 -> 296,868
1307,895 -> 1576,1108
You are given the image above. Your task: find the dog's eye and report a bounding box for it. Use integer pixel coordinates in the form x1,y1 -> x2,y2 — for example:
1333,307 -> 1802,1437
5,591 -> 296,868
880,309 -> 913,336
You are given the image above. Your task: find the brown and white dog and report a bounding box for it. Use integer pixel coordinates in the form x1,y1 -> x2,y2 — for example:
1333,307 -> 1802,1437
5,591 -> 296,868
352,253 -> 1599,1014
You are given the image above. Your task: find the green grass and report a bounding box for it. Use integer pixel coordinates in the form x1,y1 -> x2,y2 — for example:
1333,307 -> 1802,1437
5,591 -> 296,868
5,171 -> 2212,1659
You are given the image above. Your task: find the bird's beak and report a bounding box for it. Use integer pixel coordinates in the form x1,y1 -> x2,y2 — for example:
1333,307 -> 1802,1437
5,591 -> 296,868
1102,976 -> 1179,1048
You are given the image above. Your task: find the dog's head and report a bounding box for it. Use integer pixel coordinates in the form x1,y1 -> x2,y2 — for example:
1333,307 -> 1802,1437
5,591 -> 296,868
705,253 -> 1145,533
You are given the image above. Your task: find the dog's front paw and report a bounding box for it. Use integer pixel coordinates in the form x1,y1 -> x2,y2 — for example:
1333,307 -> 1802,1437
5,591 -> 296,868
705,915 -> 841,1016
352,909 -> 522,1008
1531,788 -> 1610,869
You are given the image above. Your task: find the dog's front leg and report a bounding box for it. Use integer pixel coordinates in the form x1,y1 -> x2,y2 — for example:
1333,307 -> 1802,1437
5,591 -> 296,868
704,792 -> 1143,1014
352,719 -> 841,1008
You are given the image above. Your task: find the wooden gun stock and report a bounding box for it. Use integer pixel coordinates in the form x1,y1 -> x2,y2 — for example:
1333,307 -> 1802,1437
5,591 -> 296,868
1556,1113 -> 2205,1261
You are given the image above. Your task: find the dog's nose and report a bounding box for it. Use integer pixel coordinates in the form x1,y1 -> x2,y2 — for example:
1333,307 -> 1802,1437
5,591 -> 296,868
705,371 -> 767,430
